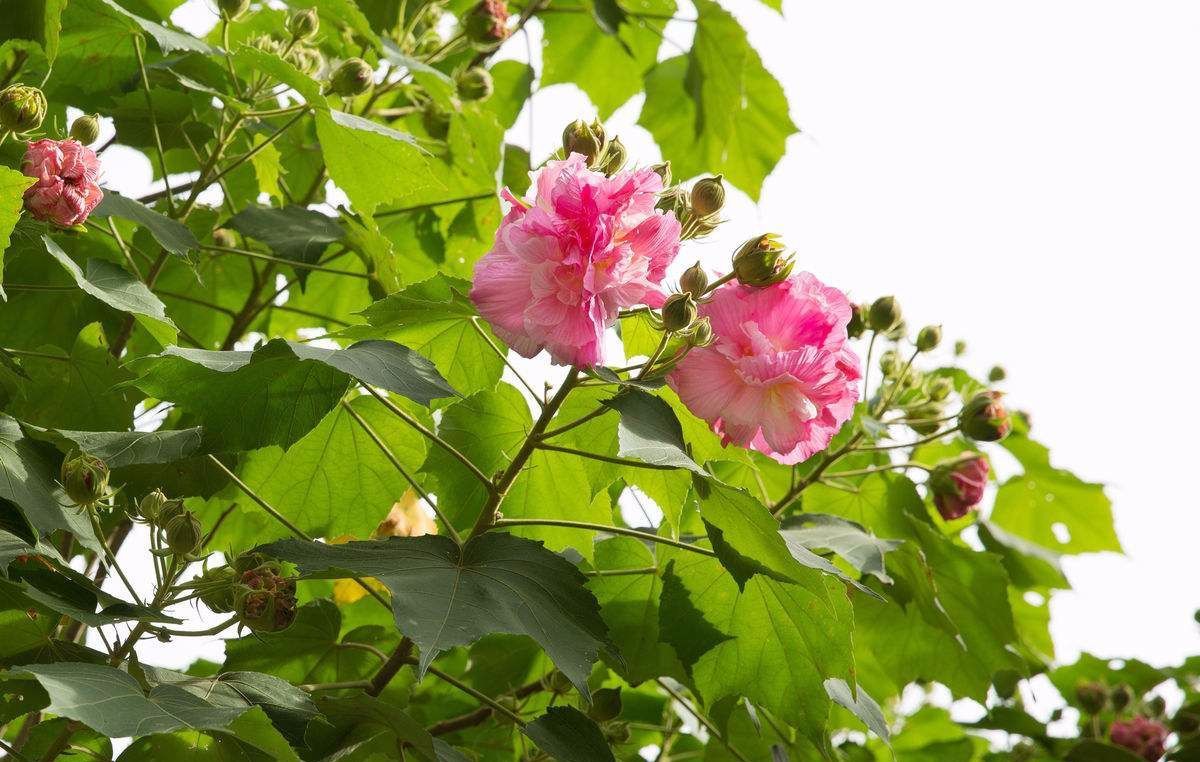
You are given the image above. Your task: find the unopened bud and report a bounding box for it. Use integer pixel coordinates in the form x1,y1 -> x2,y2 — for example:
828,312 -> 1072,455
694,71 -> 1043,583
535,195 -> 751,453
416,29 -> 443,56
688,317 -> 714,348
289,44 -> 323,75
959,390 -> 1011,442
599,136 -> 626,175
1175,708 -> 1200,735
906,401 -> 944,435
422,102 -> 451,139
542,671 -> 573,694
650,161 -> 671,187
217,0 -> 250,20
879,350 -> 901,378
0,85 -> 47,134
137,489 -> 179,524
916,324 -> 942,352
655,186 -> 687,216
929,453 -> 989,521
60,451 -> 110,508
328,58 -> 373,97
661,293 -> 697,332
588,687 -> 622,722
69,113 -> 102,146
954,339 -> 967,356
234,557 -> 298,633
1146,695 -> 1166,718
456,66 -> 494,101
988,365 -> 1007,383
690,175 -> 725,217
286,8 -> 320,41
847,303 -> 868,339
604,721 -> 631,744
212,228 -> 236,248
562,119 -> 603,165
163,509 -> 203,556
732,233 -> 794,287
1111,684 -> 1134,713
678,262 -> 708,298
1076,682 -> 1108,714
462,0 -> 510,47
929,377 -> 953,401
868,296 -> 902,332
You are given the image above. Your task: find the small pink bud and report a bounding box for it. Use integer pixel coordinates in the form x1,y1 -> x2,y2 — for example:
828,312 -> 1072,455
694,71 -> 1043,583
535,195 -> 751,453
929,454 -> 989,520
1110,716 -> 1169,762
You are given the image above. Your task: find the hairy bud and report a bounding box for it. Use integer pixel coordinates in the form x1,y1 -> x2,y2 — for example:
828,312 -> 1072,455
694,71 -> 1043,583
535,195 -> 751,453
661,293 -> 698,332
69,113 -> 102,146
916,324 -> 942,352
562,119 -> 603,165
678,262 -> 708,298
289,44 -> 324,76
929,377 -> 953,401
688,317 -> 714,348
462,0 -> 510,47
456,66 -> 494,101
1111,684 -> 1134,713
599,136 -> 627,175
163,509 -> 203,557
286,8 -> 320,41
988,365 -> 1007,382
1075,681 -> 1108,715
868,296 -> 902,332
732,233 -> 794,287
0,85 -> 47,134
847,303 -> 868,339
60,451 -> 110,509
328,58 -> 373,97
196,564 -> 237,613
906,401 -> 944,435
959,390 -> 1011,442
137,489 -> 180,524
690,175 -> 725,217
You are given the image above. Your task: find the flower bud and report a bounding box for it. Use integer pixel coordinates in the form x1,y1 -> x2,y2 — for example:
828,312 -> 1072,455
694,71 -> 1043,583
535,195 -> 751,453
542,670 -> 573,694
886,320 -> 907,341
688,317 -> 714,348
217,0 -> 250,20
847,303 -> 867,339
587,687 -> 622,722
415,29 -> 443,56
0,85 -> 47,134
163,508 -> 203,557
604,721 -> 631,745
906,401 -> 944,435
867,296 -> 901,332
422,102 -> 450,139
1075,681 -> 1108,715
196,564 -> 237,613
456,66 -> 494,101
655,186 -> 687,216
69,113 -> 102,146
137,489 -> 180,524
462,0 -> 510,47
929,453 -> 989,521
1110,716 -> 1168,761
690,175 -> 725,217
661,293 -> 697,332
916,324 -> 942,352
988,365 -> 1007,383
732,233 -> 794,287
678,262 -> 708,298
929,377 -> 953,401
157,497 -> 185,527
959,390 -> 1011,442
878,350 -> 901,378
1111,684 -> 1134,713
954,339 -> 967,356
234,558 -> 297,633
60,451 -> 110,508
599,136 -> 626,175
286,8 -> 320,41
562,119 -> 603,165
289,44 -> 324,75
650,161 -> 671,187
212,228 -> 236,248
1146,695 -> 1166,719
328,57 -> 373,97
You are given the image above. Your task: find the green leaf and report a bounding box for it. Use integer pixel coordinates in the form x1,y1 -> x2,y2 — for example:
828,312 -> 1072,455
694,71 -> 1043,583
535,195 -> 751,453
225,205 -> 344,288
42,236 -> 178,346
93,191 -> 200,258
639,0 -> 796,199
93,0 -> 214,54
524,706 -> 616,762
0,569 -> 176,627
657,559 -> 731,673
128,340 -> 351,451
287,340 -> 457,405
1065,741 -> 1146,762
232,44 -> 326,105
484,61 -> 535,129
541,0 -> 674,119
602,389 -> 705,474
781,513 -> 902,585
341,275 -> 504,397
14,662 -> 251,738
661,548 -> 854,751
259,532 -> 614,697
24,426 -> 203,468
0,165 -> 36,299
316,110 -> 439,214
237,394 -> 427,541
0,414 -> 95,549
0,0 -> 68,62
1050,652 -> 1168,700
824,678 -> 889,742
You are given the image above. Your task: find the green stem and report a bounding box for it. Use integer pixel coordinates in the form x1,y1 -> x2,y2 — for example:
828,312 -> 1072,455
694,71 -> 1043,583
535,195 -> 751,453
203,244 -> 370,278
538,405 -> 612,440
470,317 -> 540,402
657,679 -> 751,762
153,615 -> 239,638
873,348 -> 920,416
203,108 -> 310,190
771,431 -> 864,517
340,400 -> 462,545
854,426 -> 959,452
537,443 -> 679,471
822,462 -> 931,480
583,566 -> 658,577
494,518 -> 717,558
89,511 -> 143,607
133,35 -> 174,215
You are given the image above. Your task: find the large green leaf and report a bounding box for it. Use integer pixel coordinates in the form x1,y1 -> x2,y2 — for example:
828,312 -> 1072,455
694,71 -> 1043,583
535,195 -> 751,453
782,513 -> 903,584
0,414 -> 96,548
316,110 -> 440,214
288,340 -> 457,405
43,236 -> 177,346
237,394 -> 428,541
25,425 -> 204,468
524,706 -> 616,762
259,532 -> 614,696
340,275 -> 504,396
602,389 -> 705,474
226,205 -> 344,288
0,165 -> 36,299
639,0 -> 796,199
0,0 -> 67,62
92,191 -> 199,258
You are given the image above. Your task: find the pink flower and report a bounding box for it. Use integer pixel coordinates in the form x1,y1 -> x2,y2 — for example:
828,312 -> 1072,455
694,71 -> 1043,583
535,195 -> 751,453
666,273 -> 861,464
21,138 -> 103,227
470,153 -> 681,367
930,454 -> 989,520
1111,717 -> 1169,761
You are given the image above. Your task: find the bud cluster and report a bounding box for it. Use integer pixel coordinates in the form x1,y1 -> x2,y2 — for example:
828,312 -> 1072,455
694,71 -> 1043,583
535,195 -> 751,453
561,119 -> 626,175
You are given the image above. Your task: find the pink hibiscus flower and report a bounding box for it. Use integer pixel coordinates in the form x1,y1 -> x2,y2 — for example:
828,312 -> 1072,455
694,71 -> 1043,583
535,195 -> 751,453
667,273 -> 861,464
470,153 -> 681,367
21,138 -> 104,227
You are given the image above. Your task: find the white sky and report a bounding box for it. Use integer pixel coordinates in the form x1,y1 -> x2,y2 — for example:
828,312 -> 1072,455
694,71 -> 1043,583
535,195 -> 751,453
90,0 -> 1199,727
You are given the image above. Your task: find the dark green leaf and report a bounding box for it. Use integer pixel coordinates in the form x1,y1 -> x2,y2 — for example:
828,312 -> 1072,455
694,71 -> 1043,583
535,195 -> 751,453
0,414 -> 96,549
1065,741 -> 1146,762
93,191 -> 200,257
25,425 -> 204,468
602,389 -> 705,473
226,205 -> 344,288
524,706 -> 616,762
259,532 -> 613,696
288,340 -> 457,405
